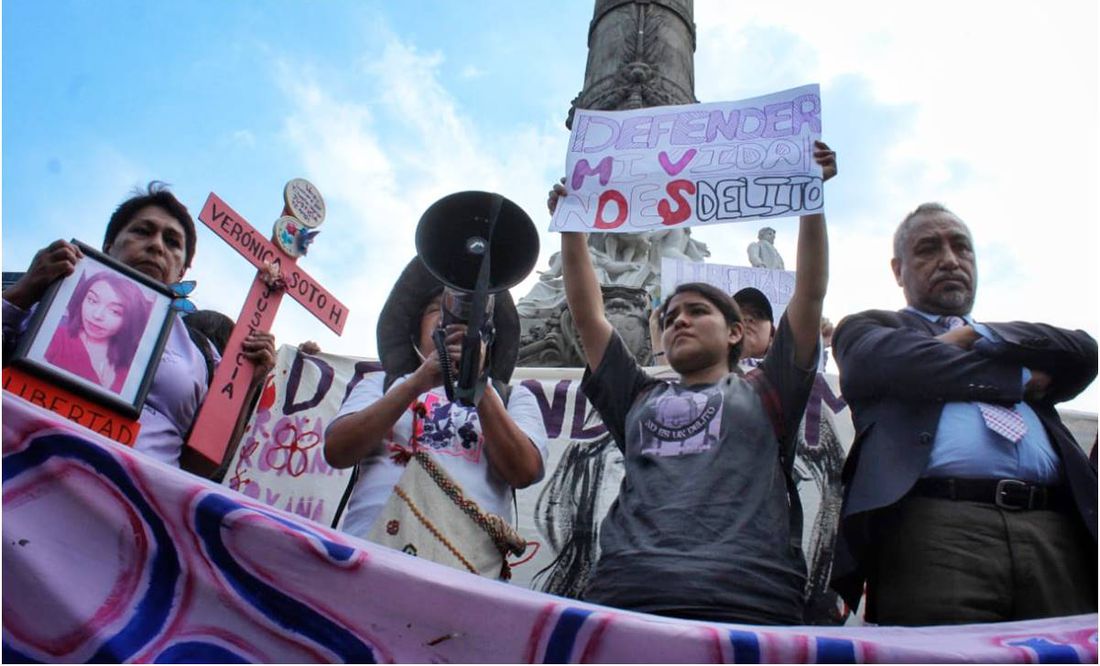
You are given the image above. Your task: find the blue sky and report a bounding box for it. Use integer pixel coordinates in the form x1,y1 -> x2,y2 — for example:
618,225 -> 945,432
4,1 -> 1097,410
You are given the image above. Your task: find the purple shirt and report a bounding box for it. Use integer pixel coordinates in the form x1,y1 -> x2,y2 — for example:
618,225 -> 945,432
3,298 -> 217,466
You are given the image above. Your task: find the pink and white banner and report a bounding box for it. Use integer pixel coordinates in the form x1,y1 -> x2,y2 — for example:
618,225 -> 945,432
4,392 -> 1098,663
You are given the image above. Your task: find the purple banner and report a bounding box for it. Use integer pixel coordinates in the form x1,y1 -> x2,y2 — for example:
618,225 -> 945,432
4,393 -> 1096,663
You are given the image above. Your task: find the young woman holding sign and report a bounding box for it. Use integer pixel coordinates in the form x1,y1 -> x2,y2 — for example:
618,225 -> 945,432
550,141 -> 836,624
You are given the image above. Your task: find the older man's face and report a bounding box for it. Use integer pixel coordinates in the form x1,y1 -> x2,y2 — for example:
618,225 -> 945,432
891,212 -> 977,315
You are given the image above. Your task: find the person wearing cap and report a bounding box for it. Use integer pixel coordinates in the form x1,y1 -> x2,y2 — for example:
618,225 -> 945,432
830,202 -> 1097,625
549,140 -> 837,625
323,258 -> 548,545
2,182 -> 275,473
732,287 -> 775,368
649,287 -> 775,368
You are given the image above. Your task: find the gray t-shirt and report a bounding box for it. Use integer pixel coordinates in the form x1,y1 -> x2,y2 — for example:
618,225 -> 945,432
581,314 -> 815,625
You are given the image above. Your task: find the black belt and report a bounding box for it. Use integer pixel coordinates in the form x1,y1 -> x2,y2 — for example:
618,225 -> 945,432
911,477 -> 1071,512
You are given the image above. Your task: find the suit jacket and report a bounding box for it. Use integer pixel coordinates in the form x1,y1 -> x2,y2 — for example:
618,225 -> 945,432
829,309 -> 1098,609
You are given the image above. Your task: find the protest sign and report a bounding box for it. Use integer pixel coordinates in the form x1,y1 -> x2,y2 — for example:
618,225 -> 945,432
660,257 -> 796,316
550,84 -> 822,233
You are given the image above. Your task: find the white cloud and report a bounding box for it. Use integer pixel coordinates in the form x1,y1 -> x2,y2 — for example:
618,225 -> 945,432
231,130 -> 256,148
248,34 -> 562,360
459,64 -> 486,80
691,0 -> 1097,409
181,3 -> 1097,411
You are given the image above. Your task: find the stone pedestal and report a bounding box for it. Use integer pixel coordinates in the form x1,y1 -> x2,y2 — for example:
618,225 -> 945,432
517,285 -> 653,368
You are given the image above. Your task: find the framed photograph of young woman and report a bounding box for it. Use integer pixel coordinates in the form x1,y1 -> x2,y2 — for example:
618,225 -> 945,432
11,241 -> 175,418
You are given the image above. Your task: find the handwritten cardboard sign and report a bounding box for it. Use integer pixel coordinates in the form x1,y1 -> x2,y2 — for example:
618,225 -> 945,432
550,84 -> 822,233
660,257 -> 796,317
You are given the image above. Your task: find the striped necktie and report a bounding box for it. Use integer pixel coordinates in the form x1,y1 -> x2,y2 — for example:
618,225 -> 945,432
941,315 -> 1028,443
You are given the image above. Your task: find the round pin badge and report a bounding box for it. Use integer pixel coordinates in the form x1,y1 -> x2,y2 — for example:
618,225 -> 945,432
283,178 -> 325,228
273,215 -> 308,258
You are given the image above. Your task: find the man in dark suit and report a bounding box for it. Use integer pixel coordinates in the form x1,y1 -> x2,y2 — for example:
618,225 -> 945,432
831,202 -> 1097,625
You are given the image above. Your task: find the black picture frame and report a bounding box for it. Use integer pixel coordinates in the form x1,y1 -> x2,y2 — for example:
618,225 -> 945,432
11,241 -> 175,419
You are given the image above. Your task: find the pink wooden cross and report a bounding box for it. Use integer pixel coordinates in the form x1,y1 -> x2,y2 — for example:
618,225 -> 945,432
183,186 -> 348,475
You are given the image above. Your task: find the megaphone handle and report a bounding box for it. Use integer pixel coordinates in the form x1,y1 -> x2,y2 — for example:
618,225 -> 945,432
454,329 -> 486,406
454,194 -> 501,406
432,327 -> 456,403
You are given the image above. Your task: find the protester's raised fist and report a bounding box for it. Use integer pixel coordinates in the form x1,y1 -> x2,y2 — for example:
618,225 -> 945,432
547,177 -> 567,215
813,140 -> 838,182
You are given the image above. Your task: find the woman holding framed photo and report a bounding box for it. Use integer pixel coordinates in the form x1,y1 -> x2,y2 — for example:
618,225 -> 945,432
2,182 -> 276,475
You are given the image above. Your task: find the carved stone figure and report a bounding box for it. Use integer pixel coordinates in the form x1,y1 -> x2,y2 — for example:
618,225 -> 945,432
517,286 -> 653,368
747,227 -> 784,269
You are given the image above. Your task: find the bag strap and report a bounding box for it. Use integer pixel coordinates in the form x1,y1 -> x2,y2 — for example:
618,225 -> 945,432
330,398 -> 425,530
330,465 -> 359,530
778,444 -> 804,554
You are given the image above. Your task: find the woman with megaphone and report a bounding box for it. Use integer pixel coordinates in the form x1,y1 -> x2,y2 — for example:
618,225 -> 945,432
324,192 -> 548,580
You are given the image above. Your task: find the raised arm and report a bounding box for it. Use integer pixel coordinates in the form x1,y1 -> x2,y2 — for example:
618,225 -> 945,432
784,141 -> 836,368
550,181 -> 614,371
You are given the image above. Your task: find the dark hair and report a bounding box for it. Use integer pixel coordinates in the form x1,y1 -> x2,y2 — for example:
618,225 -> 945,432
658,282 -> 743,371
411,286 -> 446,349
378,258 -> 520,388
66,270 -> 151,371
183,309 -> 235,354
103,181 -> 197,270
893,202 -> 971,260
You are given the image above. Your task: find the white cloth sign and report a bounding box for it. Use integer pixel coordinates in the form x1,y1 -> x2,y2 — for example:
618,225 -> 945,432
661,257 -> 795,316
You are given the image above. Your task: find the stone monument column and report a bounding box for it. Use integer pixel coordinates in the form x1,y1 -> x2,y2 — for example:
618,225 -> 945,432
516,0 -> 706,367
567,0 -> 697,123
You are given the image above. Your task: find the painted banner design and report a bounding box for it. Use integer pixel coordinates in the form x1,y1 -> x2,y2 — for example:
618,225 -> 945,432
550,84 -> 823,234
4,392 -> 1097,663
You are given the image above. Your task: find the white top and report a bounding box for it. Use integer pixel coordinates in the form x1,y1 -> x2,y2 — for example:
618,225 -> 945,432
331,372 -> 549,539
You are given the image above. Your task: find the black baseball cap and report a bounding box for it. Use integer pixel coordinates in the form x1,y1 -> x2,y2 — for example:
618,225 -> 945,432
733,287 -> 773,322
